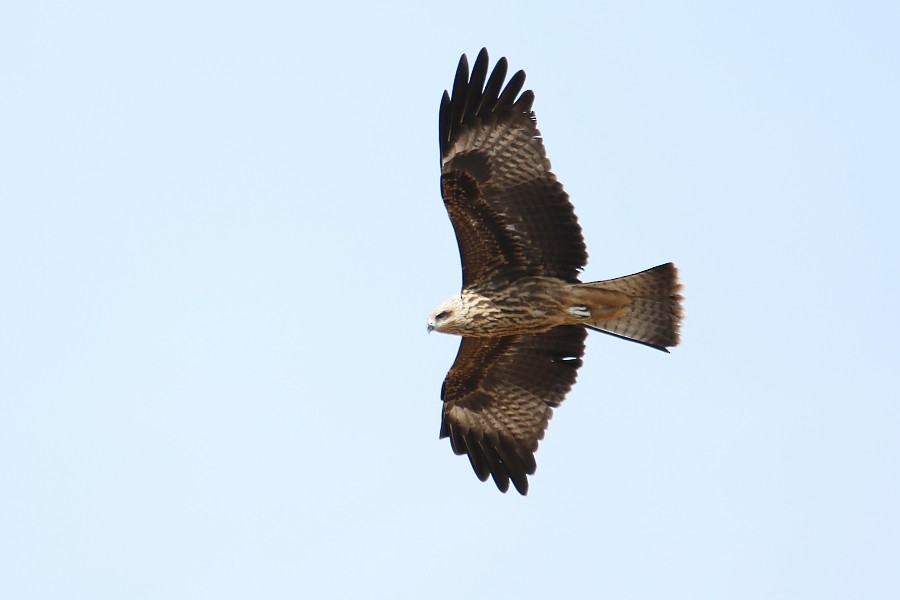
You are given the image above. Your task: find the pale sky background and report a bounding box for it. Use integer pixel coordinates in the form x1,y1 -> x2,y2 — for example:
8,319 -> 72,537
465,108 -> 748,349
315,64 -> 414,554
2,1 -> 899,598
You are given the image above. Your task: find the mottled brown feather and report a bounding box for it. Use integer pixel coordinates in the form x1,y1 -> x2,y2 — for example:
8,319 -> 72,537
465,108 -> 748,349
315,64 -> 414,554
441,169 -> 530,285
439,326 -> 586,494
439,48 -> 587,285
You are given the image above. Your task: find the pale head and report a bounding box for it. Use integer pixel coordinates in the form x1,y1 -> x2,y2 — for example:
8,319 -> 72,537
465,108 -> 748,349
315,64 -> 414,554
427,295 -> 465,335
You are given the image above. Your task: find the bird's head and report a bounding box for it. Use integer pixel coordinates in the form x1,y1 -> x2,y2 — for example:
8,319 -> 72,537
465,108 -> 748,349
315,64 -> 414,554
427,295 -> 464,335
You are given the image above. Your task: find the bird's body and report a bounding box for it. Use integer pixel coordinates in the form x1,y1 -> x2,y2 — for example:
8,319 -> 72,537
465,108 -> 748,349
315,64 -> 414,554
430,49 -> 683,495
430,276 -> 642,337
431,277 -> 576,337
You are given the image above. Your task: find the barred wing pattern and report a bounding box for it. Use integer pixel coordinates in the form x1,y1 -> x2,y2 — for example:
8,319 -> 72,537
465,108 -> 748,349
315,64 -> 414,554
440,326 -> 586,495
439,48 -> 587,286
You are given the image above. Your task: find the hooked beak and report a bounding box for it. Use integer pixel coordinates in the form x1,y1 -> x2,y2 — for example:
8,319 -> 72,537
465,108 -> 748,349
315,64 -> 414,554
427,323 -> 435,334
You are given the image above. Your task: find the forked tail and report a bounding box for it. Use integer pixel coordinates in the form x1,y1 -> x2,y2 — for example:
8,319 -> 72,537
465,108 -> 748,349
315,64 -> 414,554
573,262 -> 683,351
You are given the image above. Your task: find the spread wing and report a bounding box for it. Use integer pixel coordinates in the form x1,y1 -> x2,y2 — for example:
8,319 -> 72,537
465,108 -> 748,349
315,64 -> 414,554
439,326 -> 587,495
439,48 -> 588,287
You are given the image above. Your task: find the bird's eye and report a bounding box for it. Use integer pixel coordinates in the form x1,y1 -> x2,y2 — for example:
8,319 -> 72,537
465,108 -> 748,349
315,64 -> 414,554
435,310 -> 450,321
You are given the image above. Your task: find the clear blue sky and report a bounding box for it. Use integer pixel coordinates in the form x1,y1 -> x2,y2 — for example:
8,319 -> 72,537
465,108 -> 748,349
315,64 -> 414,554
2,1 -> 898,598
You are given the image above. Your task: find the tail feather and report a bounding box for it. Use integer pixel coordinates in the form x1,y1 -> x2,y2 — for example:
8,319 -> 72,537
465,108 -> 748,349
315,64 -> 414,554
575,263 -> 683,351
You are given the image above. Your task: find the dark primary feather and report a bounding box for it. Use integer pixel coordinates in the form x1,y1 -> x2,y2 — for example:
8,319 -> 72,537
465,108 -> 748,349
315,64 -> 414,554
439,48 -> 588,286
440,326 -> 587,495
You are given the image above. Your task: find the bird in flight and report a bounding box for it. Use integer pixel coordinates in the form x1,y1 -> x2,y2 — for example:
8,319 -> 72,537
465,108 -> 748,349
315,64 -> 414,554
428,49 -> 683,495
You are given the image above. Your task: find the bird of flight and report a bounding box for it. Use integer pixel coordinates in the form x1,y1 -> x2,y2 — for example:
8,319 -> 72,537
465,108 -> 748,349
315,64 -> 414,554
428,49 -> 684,495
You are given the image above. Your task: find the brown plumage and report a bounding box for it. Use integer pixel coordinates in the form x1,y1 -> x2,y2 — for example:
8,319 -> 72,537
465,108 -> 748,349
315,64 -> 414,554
429,49 -> 683,495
